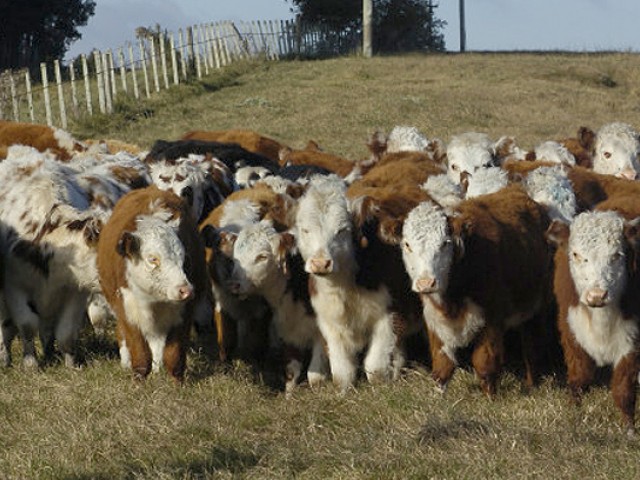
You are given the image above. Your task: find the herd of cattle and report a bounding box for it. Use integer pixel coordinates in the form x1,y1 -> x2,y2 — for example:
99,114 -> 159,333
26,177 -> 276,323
0,119 -> 639,434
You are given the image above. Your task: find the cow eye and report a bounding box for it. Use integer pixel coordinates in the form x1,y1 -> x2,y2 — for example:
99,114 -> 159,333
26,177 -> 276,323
572,251 -> 584,263
147,255 -> 161,267
603,152 -> 612,159
451,164 -> 459,172
255,253 -> 268,263
403,241 -> 412,253
613,251 -> 624,261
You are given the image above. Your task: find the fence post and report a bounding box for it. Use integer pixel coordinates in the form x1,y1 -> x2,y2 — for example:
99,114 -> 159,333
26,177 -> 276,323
107,49 -> 117,99
54,59 -> 67,129
82,54 -> 93,115
102,52 -> 113,113
118,47 -> 128,93
193,26 -> 202,79
159,32 -> 170,89
25,70 -> 35,121
178,29 -> 188,80
169,33 -> 179,85
149,36 -> 160,92
205,24 -> 215,70
210,24 -> 221,69
69,62 -> 79,117
94,51 -> 106,113
186,27 -> 195,74
128,43 -> 140,99
40,63 -> 53,126
198,25 -> 209,75
9,73 -> 19,121
139,39 -> 151,98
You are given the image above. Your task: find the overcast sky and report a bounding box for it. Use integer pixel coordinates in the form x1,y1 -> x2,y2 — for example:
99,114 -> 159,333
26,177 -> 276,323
66,0 -> 640,59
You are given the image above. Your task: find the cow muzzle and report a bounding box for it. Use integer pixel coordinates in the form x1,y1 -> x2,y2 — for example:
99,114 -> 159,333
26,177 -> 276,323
414,277 -> 438,294
616,168 -> 638,181
585,287 -> 608,308
308,257 -> 334,275
175,283 -> 194,302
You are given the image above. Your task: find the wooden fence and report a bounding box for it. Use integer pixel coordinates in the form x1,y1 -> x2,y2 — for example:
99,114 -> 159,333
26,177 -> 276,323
0,19 -> 360,129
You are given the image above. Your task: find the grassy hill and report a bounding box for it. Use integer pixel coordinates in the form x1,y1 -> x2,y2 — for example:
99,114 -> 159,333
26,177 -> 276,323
2,52 -> 640,479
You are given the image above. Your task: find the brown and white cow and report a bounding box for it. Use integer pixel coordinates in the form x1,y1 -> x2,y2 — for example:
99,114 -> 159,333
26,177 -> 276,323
401,185 -> 553,395
97,186 -> 208,381
546,199 -> 640,435
294,175 -> 424,391
0,120 -> 86,161
225,220 -> 329,393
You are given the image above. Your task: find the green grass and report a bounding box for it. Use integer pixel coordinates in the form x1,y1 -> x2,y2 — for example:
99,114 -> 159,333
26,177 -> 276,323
4,52 -> 640,479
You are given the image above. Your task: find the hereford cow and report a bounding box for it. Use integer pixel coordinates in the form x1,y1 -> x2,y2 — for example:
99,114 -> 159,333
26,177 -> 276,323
401,185 -> 553,395
591,122 -> 640,179
295,175 -> 424,391
225,220 -> 329,393
181,129 -> 288,164
446,132 -> 525,184
97,186 -> 208,381
0,147 -> 107,367
546,206 -> 640,435
0,120 -> 86,161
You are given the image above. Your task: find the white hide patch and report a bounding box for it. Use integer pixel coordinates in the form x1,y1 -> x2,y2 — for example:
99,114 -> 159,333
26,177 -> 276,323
568,211 -> 627,306
235,166 -> 272,188
534,141 -> 576,166
53,127 -> 84,154
421,174 -> 462,209
567,304 -> 638,367
593,122 -> 640,178
524,166 -> 577,223
256,175 -> 296,194
402,201 -> 453,293
125,212 -> 191,303
219,198 -> 263,231
446,132 -> 496,184
295,175 -> 352,274
386,125 -> 429,153
464,166 -> 508,199
423,297 -> 485,362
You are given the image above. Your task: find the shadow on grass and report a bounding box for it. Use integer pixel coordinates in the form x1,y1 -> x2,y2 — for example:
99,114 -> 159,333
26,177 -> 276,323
418,416 -> 492,444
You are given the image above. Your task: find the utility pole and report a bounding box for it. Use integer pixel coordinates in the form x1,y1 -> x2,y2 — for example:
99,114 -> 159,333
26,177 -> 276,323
363,0 -> 373,58
459,0 -> 466,52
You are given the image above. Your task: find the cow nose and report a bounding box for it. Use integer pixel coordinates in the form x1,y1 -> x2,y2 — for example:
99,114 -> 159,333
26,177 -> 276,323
180,186 -> 194,206
178,284 -> 194,301
586,288 -> 608,308
310,257 -> 333,274
618,169 -> 638,180
229,282 -> 241,294
415,277 -> 437,293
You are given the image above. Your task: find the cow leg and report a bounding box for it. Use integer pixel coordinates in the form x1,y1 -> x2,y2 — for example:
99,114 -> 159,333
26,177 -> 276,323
116,321 -> 131,369
518,318 -> 540,389
322,328 -> 357,393
558,315 -> 595,404
5,288 -> 39,369
119,319 -> 151,380
0,316 -> 16,367
163,324 -> 189,384
307,337 -> 329,387
214,305 -> 233,363
611,352 -> 640,436
283,344 -> 304,396
364,314 -> 397,383
191,295 -> 216,360
54,292 -> 88,368
471,326 -> 505,397
427,327 -> 455,393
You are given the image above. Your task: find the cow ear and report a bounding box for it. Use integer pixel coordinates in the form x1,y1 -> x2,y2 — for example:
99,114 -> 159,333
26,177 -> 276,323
84,218 -> 103,246
278,146 -> 292,165
578,126 -> 596,152
218,231 -> 237,256
545,219 -> 570,248
427,138 -> 447,168
459,171 -> 470,196
277,232 -> 296,277
116,231 -> 140,259
624,218 -> 640,251
379,217 -> 403,245
367,130 -> 388,161
450,218 -> 471,260
200,224 -> 219,249
493,136 -> 518,163
305,140 -> 321,152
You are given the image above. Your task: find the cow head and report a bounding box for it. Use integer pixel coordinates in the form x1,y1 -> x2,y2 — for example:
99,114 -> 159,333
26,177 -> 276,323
229,220 -> 295,296
401,201 -> 458,295
561,211 -> 635,308
118,215 -> 193,303
295,175 -> 353,276
592,122 -> 640,180
446,132 -> 499,184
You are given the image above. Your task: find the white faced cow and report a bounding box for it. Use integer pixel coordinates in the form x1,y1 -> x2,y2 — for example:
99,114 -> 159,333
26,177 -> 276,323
592,122 -> 640,180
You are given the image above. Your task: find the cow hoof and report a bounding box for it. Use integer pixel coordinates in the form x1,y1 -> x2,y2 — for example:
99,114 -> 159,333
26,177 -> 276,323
22,355 -> 38,370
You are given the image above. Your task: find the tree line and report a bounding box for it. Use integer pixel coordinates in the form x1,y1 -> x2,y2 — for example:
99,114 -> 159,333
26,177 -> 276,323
0,0 -> 445,74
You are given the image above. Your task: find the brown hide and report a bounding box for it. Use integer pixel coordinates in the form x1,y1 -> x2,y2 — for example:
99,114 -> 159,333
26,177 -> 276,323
0,120 -> 84,161
181,129 -> 287,164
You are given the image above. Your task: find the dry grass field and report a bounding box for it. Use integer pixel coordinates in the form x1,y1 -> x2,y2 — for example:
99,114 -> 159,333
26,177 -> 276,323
3,52 -> 640,479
